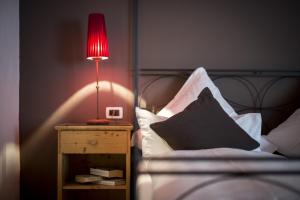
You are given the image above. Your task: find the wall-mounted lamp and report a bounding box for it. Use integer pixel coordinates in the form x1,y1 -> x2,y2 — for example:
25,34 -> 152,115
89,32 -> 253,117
86,13 -> 110,125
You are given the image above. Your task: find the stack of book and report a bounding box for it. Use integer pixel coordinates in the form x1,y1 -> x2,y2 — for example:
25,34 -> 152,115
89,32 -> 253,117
75,174 -> 102,183
75,168 -> 125,186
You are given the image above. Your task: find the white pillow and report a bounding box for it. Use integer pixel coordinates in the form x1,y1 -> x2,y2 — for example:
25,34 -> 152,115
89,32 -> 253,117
134,111 -> 262,152
157,67 -> 261,147
259,135 -> 278,153
133,110 -> 260,156
157,67 -> 238,118
232,113 -> 262,151
266,108 -> 300,156
135,107 -> 173,157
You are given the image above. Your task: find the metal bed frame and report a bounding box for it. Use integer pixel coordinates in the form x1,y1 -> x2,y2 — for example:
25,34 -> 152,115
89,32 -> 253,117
139,156 -> 300,200
134,68 -> 300,200
137,68 -> 300,132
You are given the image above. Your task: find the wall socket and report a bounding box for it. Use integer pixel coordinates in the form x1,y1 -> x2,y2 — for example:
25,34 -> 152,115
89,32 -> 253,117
106,107 -> 123,119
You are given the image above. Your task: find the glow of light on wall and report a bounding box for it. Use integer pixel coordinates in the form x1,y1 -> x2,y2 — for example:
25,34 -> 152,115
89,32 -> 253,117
22,81 -> 146,154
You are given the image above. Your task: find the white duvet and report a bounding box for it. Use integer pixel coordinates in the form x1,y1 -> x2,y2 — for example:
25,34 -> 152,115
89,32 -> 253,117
137,148 -> 300,200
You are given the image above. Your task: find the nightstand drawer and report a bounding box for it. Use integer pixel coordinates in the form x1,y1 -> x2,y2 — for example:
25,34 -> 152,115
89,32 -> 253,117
60,131 -> 128,153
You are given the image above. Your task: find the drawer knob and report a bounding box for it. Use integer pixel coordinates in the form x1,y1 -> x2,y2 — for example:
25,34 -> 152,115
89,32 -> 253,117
88,140 -> 98,145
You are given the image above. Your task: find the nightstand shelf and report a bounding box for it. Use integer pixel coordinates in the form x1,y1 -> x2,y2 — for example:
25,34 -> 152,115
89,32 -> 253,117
55,123 -> 133,200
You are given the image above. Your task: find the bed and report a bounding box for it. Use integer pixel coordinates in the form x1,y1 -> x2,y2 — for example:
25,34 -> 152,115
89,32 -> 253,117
133,67 -> 300,200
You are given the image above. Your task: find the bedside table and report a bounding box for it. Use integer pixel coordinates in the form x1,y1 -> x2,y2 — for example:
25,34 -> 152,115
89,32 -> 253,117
55,123 -> 133,200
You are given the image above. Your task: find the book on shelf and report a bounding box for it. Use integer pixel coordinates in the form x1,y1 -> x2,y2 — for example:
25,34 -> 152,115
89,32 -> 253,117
90,168 -> 123,178
75,175 -> 103,183
96,178 -> 126,186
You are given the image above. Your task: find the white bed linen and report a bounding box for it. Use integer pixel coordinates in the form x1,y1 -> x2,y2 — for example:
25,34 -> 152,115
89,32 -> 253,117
135,107 -> 262,157
137,148 -> 300,200
157,67 -> 237,118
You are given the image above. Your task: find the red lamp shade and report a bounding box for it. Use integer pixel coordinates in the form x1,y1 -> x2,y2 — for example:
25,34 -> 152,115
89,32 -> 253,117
87,13 -> 109,60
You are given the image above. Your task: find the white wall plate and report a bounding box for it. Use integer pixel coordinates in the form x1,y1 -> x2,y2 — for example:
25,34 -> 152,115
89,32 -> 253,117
106,107 -> 123,119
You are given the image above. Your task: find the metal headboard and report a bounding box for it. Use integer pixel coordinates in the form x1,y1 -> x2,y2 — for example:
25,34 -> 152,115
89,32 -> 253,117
137,68 -> 300,133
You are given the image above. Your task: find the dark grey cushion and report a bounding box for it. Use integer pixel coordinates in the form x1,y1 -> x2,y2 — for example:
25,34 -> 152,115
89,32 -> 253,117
150,88 -> 259,150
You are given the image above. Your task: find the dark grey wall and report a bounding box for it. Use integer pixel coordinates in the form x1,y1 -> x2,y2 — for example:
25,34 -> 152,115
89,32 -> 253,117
20,0 -> 131,199
138,0 -> 300,69
0,0 -> 20,199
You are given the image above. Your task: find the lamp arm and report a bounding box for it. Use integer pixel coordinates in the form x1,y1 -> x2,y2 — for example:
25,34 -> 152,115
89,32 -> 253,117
95,59 -> 100,119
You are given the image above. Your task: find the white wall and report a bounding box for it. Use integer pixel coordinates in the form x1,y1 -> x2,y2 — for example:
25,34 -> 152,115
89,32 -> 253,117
0,0 -> 20,199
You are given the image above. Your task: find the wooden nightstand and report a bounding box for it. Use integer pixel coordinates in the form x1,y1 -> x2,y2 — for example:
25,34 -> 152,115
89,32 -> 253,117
55,123 -> 133,200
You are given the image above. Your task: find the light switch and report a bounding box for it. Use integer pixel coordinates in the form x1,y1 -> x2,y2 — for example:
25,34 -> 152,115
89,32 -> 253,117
106,107 -> 123,119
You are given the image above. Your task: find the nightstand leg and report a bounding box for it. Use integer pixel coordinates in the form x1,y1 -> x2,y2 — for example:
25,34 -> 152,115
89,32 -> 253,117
58,153 -> 63,200
126,150 -> 131,200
